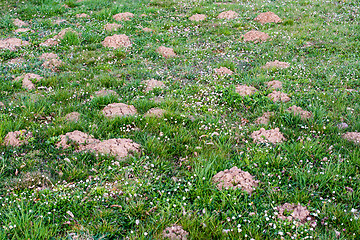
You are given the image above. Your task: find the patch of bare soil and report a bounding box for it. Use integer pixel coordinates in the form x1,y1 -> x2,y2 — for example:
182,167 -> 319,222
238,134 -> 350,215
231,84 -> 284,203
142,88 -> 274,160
65,112 -> 81,122
254,12 -> 282,24
39,52 -> 59,60
101,34 -> 131,48
14,28 -> 33,33
287,106 -> 312,120
91,89 -> 118,98
266,80 -> 282,89
235,85 -> 257,96
156,46 -> 176,58
4,130 -> 33,147
56,130 -> 100,150
104,23 -> 122,31
145,108 -> 165,117
143,79 -> 165,92
86,138 -> 140,160
142,27 -> 153,32
40,39 -> 59,47
0,38 -> 29,51
217,10 -> 238,19
76,13 -> 90,18
250,128 -> 286,144
102,103 -> 137,118
213,166 -> 259,193
243,30 -> 270,43
163,225 -> 189,240
113,12 -> 134,21
15,73 -> 43,90
277,203 -> 316,226
189,14 -> 206,21
268,91 -> 290,103
343,132 -> 360,144
262,60 -> 290,69
13,18 -> 29,27
254,112 -> 274,125
214,67 -> 233,75
41,58 -> 63,70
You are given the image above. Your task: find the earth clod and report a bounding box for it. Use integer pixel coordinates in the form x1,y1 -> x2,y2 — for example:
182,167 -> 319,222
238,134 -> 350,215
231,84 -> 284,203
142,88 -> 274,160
214,67 -> 233,75
255,112 -> 274,125
250,128 -> 286,144
15,73 -> 43,90
189,14 -> 206,21
343,132 -> 360,144
163,225 -> 189,240
235,85 -> 257,96
113,12 -> 134,21
145,108 -> 165,117
254,12 -> 282,24
217,11 -> 238,19
102,103 -> 137,118
104,23 -> 122,31
65,112 -> 81,122
268,91 -> 290,102
0,38 -> 29,51
143,79 -> 165,92
101,34 -> 131,48
156,46 -> 176,58
4,130 -> 33,147
243,30 -> 270,43
277,203 -> 316,226
266,80 -> 282,89
286,105 -> 312,120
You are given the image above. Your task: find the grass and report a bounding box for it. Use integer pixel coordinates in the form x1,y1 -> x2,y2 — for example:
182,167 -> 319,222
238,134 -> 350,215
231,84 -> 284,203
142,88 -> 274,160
0,0 -> 360,239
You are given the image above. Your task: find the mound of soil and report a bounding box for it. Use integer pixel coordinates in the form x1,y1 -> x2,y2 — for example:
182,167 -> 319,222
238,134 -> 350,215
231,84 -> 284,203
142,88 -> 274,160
286,106 -> 312,120
277,203 -> 316,226
343,132 -> 360,144
0,38 -> 29,51
266,80 -> 282,89
91,89 -> 118,98
156,46 -> 176,58
213,166 -> 259,193
254,112 -> 274,125
101,34 -> 131,48
56,130 -> 100,150
268,91 -> 290,103
4,130 -> 33,147
145,108 -> 165,117
13,18 -> 29,27
40,39 -> 59,47
243,30 -> 270,43
250,128 -> 286,144
254,12 -> 282,24
262,60 -> 290,69
76,13 -> 90,18
102,103 -> 137,118
15,73 -> 43,90
214,67 -> 233,75
235,85 -> 257,96
163,225 -> 189,240
113,12 -> 134,21
217,10 -> 238,19
65,112 -> 81,122
86,138 -> 140,160
143,79 -> 165,92
189,14 -> 206,21
104,23 -> 122,31
41,58 -> 63,70
39,52 -> 59,60
14,28 -> 33,33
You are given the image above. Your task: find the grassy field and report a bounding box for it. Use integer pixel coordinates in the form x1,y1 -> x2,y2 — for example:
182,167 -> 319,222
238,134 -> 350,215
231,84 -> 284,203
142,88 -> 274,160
0,0 -> 360,239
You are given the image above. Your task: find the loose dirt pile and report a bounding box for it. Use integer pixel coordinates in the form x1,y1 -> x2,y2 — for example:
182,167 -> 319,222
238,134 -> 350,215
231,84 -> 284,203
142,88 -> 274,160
4,130 -> 33,147
266,80 -> 282,89
157,46 -> 176,58
214,67 -> 233,75
255,112 -> 274,125
102,103 -> 137,118
15,73 -> 43,90
39,52 -> 59,60
76,13 -> 90,18
163,225 -> 189,240
145,108 -> 165,117
189,14 -> 206,21
262,60 -> 290,69
217,11 -> 238,19
113,12 -> 134,21
250,128 -> 286,144
56,130 -> 100,150
235,85 -> 257,96
0,38 -> 29,51
276,203 -> 316,226
101,34 -> 131,48
212,166 -> 259,193
254,12 -> 282,24
41,58 -> 63,70
343,132 -> 360,144
13,18 -> 29,27
286,106 -> 312,120
143,79 -> 165,92
104,23 -> 122,31
243,30 -> 270,43
65,112 -> 81,122
91,89 -> 118,98
268,91 -> 290,102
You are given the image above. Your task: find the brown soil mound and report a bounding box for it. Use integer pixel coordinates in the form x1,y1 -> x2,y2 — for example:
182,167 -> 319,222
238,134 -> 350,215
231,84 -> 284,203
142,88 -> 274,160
266,80 -> 282,89
113,12 -> 134,21
142,27 -> 153,32
156,46 -> 176,58
277,203 -> 315,225
65,112 -> 81,122
213,166 -> 259,193
13,18 -> 29,27
250,128 -> 286,144
41,58 -> 63,69
254,12 -> 282,24
268,91 -> 290,103
163,225 -> 189,240
101,34 -> 131,48
104,23 -> 122,31
40,39 -> 59,47
91,89 -> 118,98
235,85 -> 257,96
262,60 -> 290,69
217,10 -> 238,19
76,13 -> 90,18
189,14 -> 206,21
343,132 -> 360,144
287,106 -> 312,120
145,108 -> 165,117
56,130 -> 100,150
4,130 -> 33,147
143,79 -> 165,92
15,73 -> 43,90
0,38 -> 29,51
39,53 -> 59,60
54,28 -> 78,40
14,28 -> 33,33
102,103 -> 137,118
214,67 -> 233,75
255,112 -> 274,125
243,30 -> 270,43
